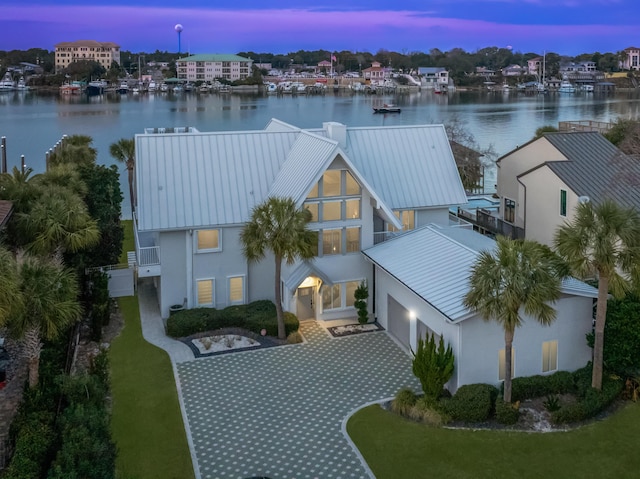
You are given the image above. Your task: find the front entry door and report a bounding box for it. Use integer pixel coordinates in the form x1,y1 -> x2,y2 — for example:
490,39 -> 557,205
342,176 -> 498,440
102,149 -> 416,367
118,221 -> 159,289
296,286 -> 315,320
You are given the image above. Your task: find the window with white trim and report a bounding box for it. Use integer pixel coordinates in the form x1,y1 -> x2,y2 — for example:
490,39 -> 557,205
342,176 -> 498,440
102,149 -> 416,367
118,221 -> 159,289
498,348 -> 515,381
228,276 -> 245,305
542,340 -> 558,373
197,229 -> 221,252
346,227 -> 360,253
322,229 -> 342,255
322,280 -> 362,311
197,278 -> 214,306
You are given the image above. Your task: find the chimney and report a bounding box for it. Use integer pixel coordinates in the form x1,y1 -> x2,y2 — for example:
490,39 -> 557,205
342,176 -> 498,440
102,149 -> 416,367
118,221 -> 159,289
323,122 -> 347,149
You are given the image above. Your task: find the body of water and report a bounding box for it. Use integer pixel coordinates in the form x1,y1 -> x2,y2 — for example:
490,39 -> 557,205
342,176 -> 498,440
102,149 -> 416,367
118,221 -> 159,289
1,88 -> 639,213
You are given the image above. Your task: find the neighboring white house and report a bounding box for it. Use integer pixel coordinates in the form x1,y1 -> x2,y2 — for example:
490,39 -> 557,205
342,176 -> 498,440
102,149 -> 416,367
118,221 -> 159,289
418,67 -> 449,87
621,46 -> 640,71
363,224 -> 597,391
496,131 -> 640,246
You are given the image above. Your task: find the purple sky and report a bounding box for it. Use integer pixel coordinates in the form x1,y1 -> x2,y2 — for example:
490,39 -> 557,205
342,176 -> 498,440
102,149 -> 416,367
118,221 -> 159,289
3,1 -> 638,56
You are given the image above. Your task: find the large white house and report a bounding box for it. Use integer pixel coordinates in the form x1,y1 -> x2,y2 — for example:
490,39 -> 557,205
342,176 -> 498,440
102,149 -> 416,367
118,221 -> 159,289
134,119 -> 597,391
176,54 -> 253,81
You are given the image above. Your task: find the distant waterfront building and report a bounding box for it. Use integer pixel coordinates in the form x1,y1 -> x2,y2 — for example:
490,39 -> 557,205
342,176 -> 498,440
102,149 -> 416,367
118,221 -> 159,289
417,67 -> 449,86
54,40 -> 120,73
501,64 -> 526,77
621,46 -> 640,71
527,57 -> 543,75
362,62 -> 390,82
176,54 -> 253,81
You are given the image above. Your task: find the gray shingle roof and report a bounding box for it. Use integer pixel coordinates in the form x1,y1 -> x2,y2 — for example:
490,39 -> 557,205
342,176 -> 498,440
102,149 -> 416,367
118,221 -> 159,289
363,225 -> 598,322
538,132 -> 640,209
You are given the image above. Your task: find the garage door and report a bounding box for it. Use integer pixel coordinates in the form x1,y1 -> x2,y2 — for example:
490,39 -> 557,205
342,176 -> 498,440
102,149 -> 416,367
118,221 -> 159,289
387,295 -> 411,349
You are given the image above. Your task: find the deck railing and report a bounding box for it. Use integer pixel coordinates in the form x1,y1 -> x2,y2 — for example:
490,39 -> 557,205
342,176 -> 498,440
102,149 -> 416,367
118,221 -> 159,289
133,214 -> 160,266
476,209 -> 525,239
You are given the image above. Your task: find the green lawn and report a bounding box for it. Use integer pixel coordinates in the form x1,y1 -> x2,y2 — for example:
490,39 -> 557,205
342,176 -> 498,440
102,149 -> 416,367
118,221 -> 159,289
120,219 -> 134,264
111,221 -> 194,479
347,403 -> 640,478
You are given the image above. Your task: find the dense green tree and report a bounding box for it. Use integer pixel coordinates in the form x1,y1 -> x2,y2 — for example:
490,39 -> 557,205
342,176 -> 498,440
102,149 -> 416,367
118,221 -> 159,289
0,246 -> 23,327
109,138 -> 136,212
11,253 -> 81,387
604,118 -> 640,156
63,60 -> 106,81
412,333 -> 455,401
48,135 -> 97,169
240,197 -> 317,339
555,200 -> 640,389
533,125 -> 559,140
464,237 -> 564,402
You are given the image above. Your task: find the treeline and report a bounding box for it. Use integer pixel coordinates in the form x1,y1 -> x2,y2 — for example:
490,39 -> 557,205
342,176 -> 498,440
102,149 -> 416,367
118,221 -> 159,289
1,45 -> 630,81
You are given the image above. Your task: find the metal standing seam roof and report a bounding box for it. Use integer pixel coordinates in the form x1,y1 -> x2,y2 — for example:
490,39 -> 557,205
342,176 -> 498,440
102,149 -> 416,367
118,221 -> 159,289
135,130 -> 299,231
362,225 -> 598,322
345,125 -> 468,210
537,132 -> 640,210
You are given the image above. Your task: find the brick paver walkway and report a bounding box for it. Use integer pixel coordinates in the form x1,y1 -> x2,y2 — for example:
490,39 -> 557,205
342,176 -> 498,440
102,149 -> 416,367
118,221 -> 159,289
176,321 -> 420,479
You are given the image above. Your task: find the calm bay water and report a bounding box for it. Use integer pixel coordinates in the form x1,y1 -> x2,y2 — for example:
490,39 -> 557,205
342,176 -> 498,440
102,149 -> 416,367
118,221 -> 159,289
1,88 -> 639,213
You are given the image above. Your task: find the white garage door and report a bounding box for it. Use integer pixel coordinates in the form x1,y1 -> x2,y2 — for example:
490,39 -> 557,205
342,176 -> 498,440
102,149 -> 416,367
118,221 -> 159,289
387,295 -> 411,349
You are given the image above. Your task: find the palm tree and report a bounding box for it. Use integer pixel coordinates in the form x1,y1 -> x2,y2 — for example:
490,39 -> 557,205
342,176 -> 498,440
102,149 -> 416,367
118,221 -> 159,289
555,200 -> 640,390
109,138 -> 136,213
17,185 -> 100,257
0,246 -> 23,327
11,253 -> 81,387
240,197 -> 317,339
463,237 -> 563,402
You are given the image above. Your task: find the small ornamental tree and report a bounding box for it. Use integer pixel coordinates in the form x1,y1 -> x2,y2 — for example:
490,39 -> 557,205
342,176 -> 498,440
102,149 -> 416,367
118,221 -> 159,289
412,333 -> 455,401
354,281 -> 369,324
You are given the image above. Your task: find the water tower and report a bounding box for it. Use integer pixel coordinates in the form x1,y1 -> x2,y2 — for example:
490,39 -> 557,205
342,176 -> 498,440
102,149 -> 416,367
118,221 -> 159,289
175,24 -> 183,54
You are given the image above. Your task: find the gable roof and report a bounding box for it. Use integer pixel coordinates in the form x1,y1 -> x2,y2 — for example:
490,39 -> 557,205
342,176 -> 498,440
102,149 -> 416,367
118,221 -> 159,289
520,132 -> 640,209
344,125 -> 467,209
363,225 -> 598,322
136,120 -> 466,231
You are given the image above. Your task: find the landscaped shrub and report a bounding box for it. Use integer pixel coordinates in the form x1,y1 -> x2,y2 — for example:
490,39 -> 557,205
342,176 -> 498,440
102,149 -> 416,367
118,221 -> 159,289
440,383 -> 498,423
287,331 -> 303,344
391,387 -> 417,416
409,396 -> 451,426
495,397 -> 520,424
354,281 -> 369,325
411,333 -> 455,401
509,370 -> 574,402
166,300 -> 299,338
551,373 -> 624,424
3,417 -> 56,479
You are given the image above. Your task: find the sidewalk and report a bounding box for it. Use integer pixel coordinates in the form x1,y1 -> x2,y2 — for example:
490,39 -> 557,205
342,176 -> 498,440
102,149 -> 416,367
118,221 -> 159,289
136,280 -> 194,363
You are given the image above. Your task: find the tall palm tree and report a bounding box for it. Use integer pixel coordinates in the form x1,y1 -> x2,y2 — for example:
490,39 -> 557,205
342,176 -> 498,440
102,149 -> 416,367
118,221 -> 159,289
555,200 -> 640,390
12,253 -> 81,387
48,134 -> 97,169
17,185 -> 100,257
463,237 -> 563,402
240,197 -> 317,339
109,138 -> 136,213
0,246 -> 23,328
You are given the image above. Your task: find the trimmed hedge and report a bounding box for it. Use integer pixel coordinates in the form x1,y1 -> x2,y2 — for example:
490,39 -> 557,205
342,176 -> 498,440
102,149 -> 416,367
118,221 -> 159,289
166,300 -> 300,338
552,373 -> 624,424
440,383 -> 498,423
495,397 -> 520,425
509,370 -> 574,402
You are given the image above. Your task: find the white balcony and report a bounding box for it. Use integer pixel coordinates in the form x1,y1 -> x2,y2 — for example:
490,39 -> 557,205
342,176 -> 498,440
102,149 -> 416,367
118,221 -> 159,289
134,214 -> 161,277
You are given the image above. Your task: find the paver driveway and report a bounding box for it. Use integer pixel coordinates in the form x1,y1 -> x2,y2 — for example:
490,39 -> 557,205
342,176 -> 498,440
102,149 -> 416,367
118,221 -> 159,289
176,321 -> 421,479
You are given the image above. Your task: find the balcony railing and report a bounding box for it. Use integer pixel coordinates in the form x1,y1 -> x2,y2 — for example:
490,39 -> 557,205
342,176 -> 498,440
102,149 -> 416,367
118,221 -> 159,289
138,246 -> 160,267
476,209 -> 525,239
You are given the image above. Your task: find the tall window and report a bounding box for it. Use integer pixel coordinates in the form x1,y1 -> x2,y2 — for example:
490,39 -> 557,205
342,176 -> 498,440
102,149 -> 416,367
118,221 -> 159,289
345,281 -> 359,307
346,227 -> 360,253
542,340 -> 558,373
197,279 -> 214,306
560,190 -> 567,217
197,229 -> 221,252
504,199 -> 516,224
305,169 -> 362,222
228,276 -> 245,305
322,229 -> 342,255
498,348 -> 515,381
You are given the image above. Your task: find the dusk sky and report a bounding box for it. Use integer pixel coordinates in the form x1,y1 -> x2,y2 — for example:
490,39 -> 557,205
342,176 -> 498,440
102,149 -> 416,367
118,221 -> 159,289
3,1 -> 638,56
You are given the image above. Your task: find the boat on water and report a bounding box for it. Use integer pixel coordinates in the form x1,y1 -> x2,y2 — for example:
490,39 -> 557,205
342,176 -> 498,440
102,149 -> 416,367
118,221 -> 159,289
117,82 -> 130,94
148,81 -> 157,92
558,78 -> 576,93
291,82 -> 307,94
184,83 -> 194,92
160,83 -> 169,92
433,83 -> 447,94
16,77 -> 28,90
59,82 -> 81,95
582,84 -> 594,92
373,103 -> 401,114
173,85 -> 184,93
86,79 -> 107,95
199,83 -> 210,93
265,82 -> 277,93
0,72 -> 16,91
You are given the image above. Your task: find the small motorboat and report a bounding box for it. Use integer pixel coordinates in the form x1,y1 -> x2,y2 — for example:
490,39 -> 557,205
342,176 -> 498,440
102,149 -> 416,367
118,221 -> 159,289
373,103 -> 401,114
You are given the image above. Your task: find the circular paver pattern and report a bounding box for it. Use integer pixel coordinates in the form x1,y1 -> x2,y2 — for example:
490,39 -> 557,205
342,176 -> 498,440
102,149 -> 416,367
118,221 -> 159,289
177,321 -> 421,479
